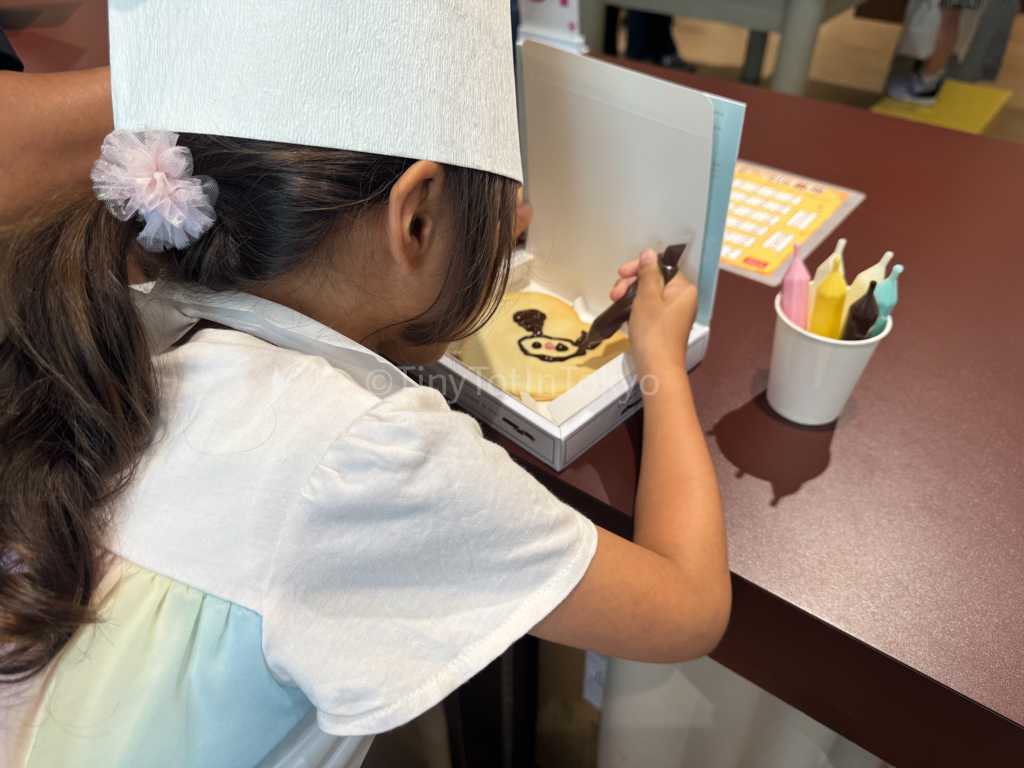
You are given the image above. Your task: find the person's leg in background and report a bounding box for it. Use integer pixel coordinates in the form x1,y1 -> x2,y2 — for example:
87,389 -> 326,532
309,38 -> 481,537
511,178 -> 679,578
625,11 -> 652,62
625,11 -> 695,72
923,1 -> 963,77
888,0 -> 980,106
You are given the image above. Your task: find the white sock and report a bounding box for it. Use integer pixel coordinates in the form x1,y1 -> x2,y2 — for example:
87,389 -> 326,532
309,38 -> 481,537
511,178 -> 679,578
919,68 -> 944,88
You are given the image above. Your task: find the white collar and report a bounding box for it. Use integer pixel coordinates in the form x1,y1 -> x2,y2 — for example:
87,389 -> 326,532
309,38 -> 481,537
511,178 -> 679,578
132,281 -> 415,397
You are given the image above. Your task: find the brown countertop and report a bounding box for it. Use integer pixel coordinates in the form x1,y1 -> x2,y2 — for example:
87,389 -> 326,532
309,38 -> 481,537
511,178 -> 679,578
497,59 -> 1024,767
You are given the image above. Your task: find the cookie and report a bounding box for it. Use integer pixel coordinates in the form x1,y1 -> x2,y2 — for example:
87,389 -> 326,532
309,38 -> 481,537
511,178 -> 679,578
459,291 -> 630,401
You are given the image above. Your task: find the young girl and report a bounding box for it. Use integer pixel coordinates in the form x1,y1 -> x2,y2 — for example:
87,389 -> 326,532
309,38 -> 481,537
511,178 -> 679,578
0,2 -> 728,766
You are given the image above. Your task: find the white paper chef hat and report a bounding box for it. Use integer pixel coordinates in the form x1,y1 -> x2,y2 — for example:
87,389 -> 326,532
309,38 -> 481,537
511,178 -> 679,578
107,0 -> 523,183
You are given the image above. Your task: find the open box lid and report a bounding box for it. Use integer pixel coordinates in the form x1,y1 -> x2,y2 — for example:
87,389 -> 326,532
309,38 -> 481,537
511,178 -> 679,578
518,41 -> 715,319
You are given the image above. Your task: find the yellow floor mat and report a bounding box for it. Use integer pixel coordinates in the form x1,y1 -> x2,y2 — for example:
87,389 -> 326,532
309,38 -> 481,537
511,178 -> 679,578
871,80 -> 1012,134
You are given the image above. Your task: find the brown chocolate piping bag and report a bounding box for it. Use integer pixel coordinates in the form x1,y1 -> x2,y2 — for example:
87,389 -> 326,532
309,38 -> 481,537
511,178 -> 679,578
575,243 -> 687,349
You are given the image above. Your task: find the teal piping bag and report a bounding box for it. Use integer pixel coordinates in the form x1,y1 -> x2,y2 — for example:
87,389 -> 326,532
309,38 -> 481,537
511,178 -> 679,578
870,264 -> 903,337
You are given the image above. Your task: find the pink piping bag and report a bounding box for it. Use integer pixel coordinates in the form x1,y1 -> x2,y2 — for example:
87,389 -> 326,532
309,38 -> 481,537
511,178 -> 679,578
781,242 -> 810,329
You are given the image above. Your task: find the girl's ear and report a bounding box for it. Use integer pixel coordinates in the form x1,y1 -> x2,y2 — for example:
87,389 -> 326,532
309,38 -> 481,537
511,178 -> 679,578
386,160 -> 446,275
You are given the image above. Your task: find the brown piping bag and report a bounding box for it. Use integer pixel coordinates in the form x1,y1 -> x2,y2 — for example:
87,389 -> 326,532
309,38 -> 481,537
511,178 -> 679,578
575,243 -> 687,349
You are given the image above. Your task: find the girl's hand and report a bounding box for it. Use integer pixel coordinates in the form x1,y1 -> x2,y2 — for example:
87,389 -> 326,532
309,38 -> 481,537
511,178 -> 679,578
615,249 -> 698,381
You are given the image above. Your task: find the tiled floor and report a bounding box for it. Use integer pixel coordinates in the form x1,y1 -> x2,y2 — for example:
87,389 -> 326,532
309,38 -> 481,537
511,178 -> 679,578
664,9 -> 1024,144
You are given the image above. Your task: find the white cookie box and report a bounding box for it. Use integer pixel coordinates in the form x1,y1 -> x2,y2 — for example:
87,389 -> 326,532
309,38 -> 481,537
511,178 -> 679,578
422,324 -> 709,471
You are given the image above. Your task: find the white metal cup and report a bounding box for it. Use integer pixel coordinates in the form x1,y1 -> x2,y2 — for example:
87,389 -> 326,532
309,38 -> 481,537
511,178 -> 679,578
766,293 -> 892,426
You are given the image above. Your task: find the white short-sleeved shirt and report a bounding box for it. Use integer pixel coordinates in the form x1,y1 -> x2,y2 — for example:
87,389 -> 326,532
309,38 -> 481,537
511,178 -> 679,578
4,283 -> 597,768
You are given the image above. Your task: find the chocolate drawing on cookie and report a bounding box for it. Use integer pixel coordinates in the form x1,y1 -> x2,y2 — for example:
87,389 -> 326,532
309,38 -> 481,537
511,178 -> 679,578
460,291 -> 631,402
512,309 -> 592,363
512,309 -> 546,335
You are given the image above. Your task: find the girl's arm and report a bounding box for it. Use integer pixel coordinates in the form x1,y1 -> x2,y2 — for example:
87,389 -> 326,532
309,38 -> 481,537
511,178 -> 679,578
0,67 -> 113,226
530,249 -> 730,662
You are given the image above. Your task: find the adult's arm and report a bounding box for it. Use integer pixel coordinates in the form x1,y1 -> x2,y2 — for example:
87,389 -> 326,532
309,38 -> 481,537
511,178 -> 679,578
0,66 -> 113,225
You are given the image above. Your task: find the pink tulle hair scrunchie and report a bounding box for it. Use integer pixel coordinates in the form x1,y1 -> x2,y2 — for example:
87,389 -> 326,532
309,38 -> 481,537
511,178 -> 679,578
91,130 -> 218,252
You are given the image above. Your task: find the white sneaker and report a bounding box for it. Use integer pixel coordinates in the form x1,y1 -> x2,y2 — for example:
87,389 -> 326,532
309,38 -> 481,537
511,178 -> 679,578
887,72 -> 942,107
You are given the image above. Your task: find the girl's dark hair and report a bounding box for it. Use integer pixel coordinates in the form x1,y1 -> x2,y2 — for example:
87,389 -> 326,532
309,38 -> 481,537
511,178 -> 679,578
0,135 -> 519,679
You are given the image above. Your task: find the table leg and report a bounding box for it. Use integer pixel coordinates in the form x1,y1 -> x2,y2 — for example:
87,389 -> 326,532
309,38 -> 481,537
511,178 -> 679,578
579,0 -> 608,57
772,0 -> 826,95
742,30 -> 768,84
445,636 -> 539,768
